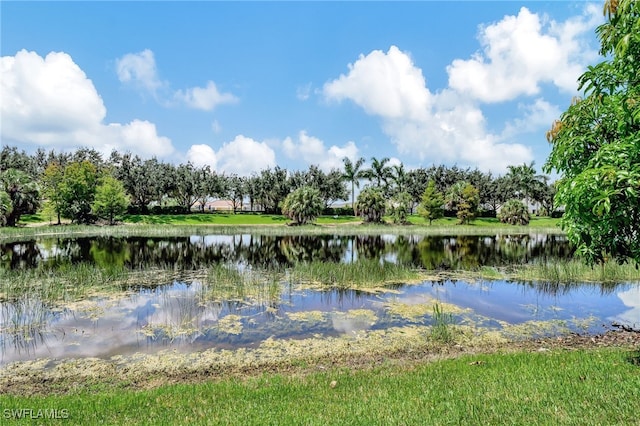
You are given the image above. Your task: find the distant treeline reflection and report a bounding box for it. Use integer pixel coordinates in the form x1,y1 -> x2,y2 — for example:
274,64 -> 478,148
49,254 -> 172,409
1,234 -> 573,271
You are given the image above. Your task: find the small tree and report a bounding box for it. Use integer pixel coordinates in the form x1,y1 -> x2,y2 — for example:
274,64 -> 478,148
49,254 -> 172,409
388,191 -> 412,224
498,199 -> 531,225
356,187 -> 385,223
92,175 -> 129,225
447,181 -> 479,225
281,186 -> 324,225
418,180 -> 444,225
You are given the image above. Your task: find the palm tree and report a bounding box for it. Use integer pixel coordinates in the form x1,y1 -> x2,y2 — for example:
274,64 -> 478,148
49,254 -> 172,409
342,157 -> 366,215
364,156 -> 393,189
391,163 -> 408,195
505,162 -> 546,212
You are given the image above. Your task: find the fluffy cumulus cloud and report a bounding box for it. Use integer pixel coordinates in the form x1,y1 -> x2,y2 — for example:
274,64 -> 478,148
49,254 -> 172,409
174,81 -> 238,111
115,49 -> 165,96
1,50 -> 174,158
282,131 -> 359,171
324,46 -> 431,121
447,6 -> 602,103
116,49 -> 237,111
322,6 -> 602,173
187,136 -> 276,176
323,46 -> 532,172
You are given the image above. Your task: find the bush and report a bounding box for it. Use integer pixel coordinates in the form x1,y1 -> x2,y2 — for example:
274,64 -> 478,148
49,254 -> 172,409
498,199 -> 530,225
281,186 -> 324,225
356,187 -> 385,223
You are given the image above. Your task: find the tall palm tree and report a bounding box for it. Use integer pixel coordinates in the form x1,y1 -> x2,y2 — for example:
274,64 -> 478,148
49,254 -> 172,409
342,157 -> 366,215
364,156 -> 392,189
391,163 -> 407,194
505,162 -> 545,210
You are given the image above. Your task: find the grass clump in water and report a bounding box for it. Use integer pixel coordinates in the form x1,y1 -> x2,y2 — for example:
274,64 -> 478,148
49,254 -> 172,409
430,302 -> 456,344
288,259 -> 421,288
515,259 -> 640,284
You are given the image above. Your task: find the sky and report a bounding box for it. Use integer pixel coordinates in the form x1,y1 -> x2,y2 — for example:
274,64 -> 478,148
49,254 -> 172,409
1,1 -> 605,177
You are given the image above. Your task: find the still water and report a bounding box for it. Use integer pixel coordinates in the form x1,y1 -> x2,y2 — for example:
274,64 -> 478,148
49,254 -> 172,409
1,234 -> 638,365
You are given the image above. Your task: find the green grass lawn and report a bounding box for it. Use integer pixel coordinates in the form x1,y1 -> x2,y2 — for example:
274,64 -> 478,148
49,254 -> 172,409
121,212 -> 560,228
1,348 -> 638,425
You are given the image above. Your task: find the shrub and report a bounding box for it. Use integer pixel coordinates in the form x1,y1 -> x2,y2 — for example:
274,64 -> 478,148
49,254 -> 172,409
498,199 -> 531,225
355,187 -> 385,223
281,186 -> 324,225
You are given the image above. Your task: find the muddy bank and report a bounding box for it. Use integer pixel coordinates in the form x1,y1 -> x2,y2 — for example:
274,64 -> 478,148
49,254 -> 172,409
1,326 -> 637,396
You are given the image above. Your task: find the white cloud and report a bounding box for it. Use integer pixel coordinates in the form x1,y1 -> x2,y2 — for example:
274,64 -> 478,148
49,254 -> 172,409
447,6 -> 601,103
323,47 -> 532,173
1,50 -> 175,159
116,49 -> 238,111
188,136 -> 276,176
324,46 -> 431,121
500,98 -> 562,139
174,81 -> 238,111
115,49 -> 164,96
282,131 -> 360,171
186,144 -> 218,169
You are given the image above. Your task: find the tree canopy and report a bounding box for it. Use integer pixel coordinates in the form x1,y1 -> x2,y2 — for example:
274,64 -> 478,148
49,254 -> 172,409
544,0 -> 640,265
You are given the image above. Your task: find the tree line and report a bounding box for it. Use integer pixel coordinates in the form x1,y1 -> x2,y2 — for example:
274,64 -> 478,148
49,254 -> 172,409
0,145 -> 557,226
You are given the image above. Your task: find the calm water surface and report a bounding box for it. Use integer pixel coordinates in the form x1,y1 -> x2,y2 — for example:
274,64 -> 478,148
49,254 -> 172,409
1,234 -> 638,364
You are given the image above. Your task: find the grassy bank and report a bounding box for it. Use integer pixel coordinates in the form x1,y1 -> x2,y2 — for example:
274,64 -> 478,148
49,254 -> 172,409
1,347 -> 638,425
0,215 -> 563,242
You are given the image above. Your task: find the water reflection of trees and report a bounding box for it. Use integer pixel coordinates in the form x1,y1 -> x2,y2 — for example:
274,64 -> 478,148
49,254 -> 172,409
1,234 -> 575,272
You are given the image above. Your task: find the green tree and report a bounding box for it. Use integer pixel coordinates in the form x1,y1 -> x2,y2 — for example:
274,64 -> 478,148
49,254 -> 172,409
388,191 -> 412,224
447,181 -> 479,225
92,175 -> 129,225
0,191 -> 12,226
281,186 -> 324,225
544,0 -> 640,265
498,199 -> 531,225
42,163 -> 65,224
355,187 -> 386,223
418,180 -> 445,225
59,161 -> 99,224
0,168 -> 40,226
342,157 -> 366,215
363,157 -> 392,190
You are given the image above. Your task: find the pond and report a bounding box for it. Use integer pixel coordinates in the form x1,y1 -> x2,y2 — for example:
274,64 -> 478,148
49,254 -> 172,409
1,234 -> 638,365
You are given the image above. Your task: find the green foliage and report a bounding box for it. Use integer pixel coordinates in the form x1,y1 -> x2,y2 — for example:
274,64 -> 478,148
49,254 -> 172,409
388,191 -> 412,224
0,168 -> 40,226
355,187 -> 386,223
498,199 -> 531,225
42,163 -> 65,225
281,186 -> 324,225
59,161 -> 99,224
92,175 -> 130,225
447,181 -> 479,225
418,180 -> 445,225
0,191 -> 12,226
342,157 -> 366,215
544,0 -> 640,265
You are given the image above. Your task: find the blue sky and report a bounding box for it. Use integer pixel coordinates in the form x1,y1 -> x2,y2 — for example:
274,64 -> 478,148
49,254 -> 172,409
1,1 -> 604,176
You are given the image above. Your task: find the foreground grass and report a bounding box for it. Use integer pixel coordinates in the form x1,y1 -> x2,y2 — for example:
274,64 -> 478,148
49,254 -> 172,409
1,348 -> 638,425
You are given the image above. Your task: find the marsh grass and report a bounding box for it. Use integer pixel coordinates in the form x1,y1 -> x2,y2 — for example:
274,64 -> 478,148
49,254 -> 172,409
287,259 -> 422,288
1,348 -> 638,425
515,259 -> 640,284
430,302 -> 455,343
199,263 -> 282,303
